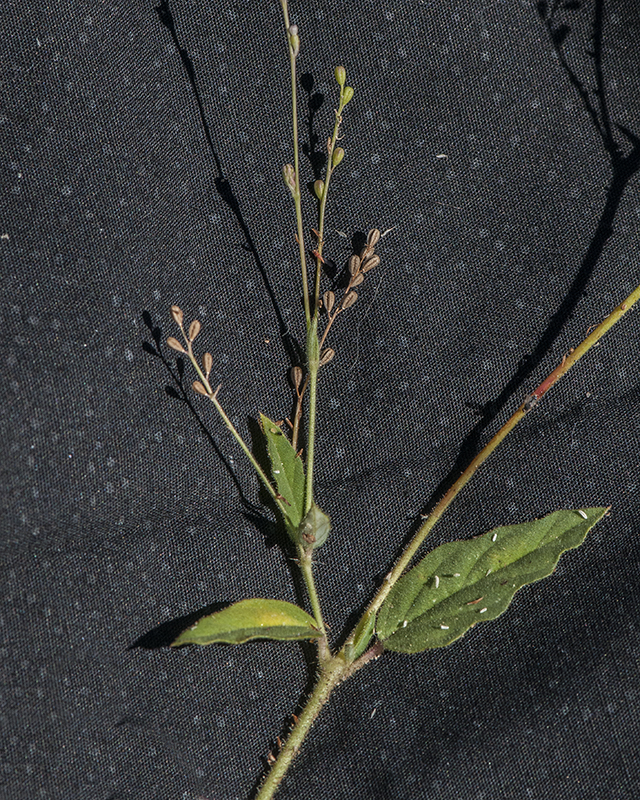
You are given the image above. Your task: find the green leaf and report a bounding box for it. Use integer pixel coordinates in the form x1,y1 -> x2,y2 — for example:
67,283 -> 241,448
377,508 -> 608,654
346,612 -> 377,663
171,598 -> 320,647
260,413 -> 305,531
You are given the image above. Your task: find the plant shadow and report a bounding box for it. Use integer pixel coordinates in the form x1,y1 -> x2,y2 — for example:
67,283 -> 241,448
407,0 -> 639,555
154,0 -> 303,370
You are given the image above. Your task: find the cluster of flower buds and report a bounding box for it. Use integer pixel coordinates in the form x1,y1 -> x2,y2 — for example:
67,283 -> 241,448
314,228 -> 382,367
322,227 -> 381,315
166,305 -> 214,397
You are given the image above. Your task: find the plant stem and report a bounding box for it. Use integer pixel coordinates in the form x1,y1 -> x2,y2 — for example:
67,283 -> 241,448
313,98 -> 347,307
255,656 -> 347,800
304,317 -> 320,514
183,345 -> 286,516
344,280 -> 640,654
297,544 -> 329,652
280,0 -> 311,327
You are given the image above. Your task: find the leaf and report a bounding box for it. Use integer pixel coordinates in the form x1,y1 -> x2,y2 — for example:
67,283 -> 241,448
171,598 -> 320,647
377,508 -> 608,654
260,413 -> 305,530
346,612 -> 377,662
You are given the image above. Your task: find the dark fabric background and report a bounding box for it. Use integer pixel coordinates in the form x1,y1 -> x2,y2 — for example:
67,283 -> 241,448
2,1 -> 640,798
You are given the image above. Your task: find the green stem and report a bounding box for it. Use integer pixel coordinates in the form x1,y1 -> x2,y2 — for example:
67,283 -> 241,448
314,98 -> 347,307
280,0 -> 310,327
297,544 -> 329,653
184,347 -> 286,517
344,280 -> 640,655
255,657 -> 347,800
304,317 -> 320,514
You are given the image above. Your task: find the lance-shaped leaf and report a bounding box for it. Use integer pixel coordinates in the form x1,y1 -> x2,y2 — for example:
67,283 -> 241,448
260,413 -> 305,531
377,508 -> 608,654
172,598 -> 320,647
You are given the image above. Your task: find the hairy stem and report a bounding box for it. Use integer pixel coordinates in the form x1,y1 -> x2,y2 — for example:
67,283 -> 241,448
297,545 -> 329,654
255,657 -> 347,800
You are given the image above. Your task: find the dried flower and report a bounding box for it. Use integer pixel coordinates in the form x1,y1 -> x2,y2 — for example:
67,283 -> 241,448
203,352 -> 213,378
323,290 -> 335,314
366,228 -> 381,248
319,348 -> 335,366
290,366 -> 303,390
361,254 -> 380,273
188,320 -> 201,342
282,163 -> 296,195
348,255 -> 361,276
342,291 -> 358,309
192,380 -> 208,396
166,336 -> 186,353
170,305 -> 184,327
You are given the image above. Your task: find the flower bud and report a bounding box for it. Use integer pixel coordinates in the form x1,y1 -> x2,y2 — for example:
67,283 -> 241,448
203,352 -> 213,378
334,65 -> 346,87
166,336 -> 185,353
288,25 -> 300,57
170,305 -> 183,327
319,347 -> 335,366
297,503 -> 331,550
332,147 -> 345,167
313,179 -> 324,200
282,163 -> 296,195
323,290 -> 335,314
342,291 -> 358,309
342,86 -> 354,105
348,254 -> 361,276
192,380 -> 208,396
366,228 -> 381,248
188,319 -> 201,341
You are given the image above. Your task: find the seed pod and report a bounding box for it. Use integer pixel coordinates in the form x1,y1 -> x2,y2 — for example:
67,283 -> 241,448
366,228 -> 381,248
192,380 -> 208,396
342,86 -> 354,105
334,65 -> 346,87
348,254 -> 361,276
188,319 -> 201,341
290,365 -> 303,389
323,290 -> 335,314
170,305 -> 183,327
332,147 -> 345,167
203,352 -> 213,378
342,291 -> 358,309
351,272 -> 364,287
319,347 -> 335,366
361,254 -> 381,273
166,336 -> 186,353
313,179 -> 324,200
